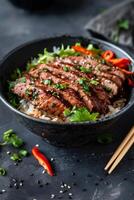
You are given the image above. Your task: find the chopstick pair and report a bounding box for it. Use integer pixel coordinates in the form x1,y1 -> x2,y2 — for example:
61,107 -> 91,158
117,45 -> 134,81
104,126 -> 134,174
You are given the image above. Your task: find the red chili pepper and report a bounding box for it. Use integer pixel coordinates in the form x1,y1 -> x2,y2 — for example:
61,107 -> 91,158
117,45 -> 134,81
32,147 -> 54,176
109,58 -> 131,69
102,50 -> 115,61
72,45 -> 94,55
128,79 -> 134,87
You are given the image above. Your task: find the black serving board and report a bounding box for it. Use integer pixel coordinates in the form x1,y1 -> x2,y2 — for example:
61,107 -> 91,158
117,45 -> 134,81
1,0 -> 134,199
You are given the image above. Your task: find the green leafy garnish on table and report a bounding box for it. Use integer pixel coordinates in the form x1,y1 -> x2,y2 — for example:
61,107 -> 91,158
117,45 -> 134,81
64,107 -> 99,122
10,149 -> 28,162
2,129 -> 23,148
0,168 -> 6,176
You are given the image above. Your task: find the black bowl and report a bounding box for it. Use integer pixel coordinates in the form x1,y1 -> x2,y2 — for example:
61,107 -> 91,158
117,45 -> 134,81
0,36 -> 134,147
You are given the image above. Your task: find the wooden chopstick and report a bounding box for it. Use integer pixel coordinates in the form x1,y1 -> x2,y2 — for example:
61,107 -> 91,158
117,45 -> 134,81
104,126 -> 134,174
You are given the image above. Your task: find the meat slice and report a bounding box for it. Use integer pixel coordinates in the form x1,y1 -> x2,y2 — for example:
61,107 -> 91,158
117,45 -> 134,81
11,54 -> 127,120
36,80 -> 84,108
30,65 -> 110,113
12,78 -> 67,117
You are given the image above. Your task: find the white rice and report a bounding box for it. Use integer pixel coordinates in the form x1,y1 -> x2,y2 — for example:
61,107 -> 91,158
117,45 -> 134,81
19,98 -> 126,122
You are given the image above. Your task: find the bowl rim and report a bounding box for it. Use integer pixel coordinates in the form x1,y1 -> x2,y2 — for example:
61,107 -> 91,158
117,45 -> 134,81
0,35 -> 134,126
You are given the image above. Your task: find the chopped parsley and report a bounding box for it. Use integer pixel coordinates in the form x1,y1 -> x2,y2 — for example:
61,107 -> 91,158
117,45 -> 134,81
79,66 -> 92,73
2,129 -> 23,148
43,79 -> 52,85
19,149 -> 28,157
10,153 -> 22,162
54,83 -> 68,90
90,79 -> 99,86
64,107 -> 99,122
78,78 -> 90,92
0,168 -> 6,176
63,66 -> 69,72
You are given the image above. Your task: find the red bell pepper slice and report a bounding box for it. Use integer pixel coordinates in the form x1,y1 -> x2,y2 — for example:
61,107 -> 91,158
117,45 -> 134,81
109,58 -> 131,69
102,50 -> 115,61
72,45 -> 94,55
32,146 -> 54,176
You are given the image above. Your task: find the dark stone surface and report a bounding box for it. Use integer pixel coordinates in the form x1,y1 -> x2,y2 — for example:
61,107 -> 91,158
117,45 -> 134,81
0,0 -> 134,200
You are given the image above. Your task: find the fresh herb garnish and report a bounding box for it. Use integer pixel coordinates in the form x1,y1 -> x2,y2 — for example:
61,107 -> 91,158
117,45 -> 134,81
54,83 -> 68,90
97,133 -> 113,144
79,66 -> 92,73
90,79 -> 99,86
25,89 -> 31,97
0,168 -> 6,176
26,44 -> 80,71
118,19 -> 129,30
53,44 -> 80,57
10,153 -> 22,162
43,79 -> 52,85
20,77 -> 26,83
1,129 -> 23,148
104,86 -> 112,93
64,107 -> 99,122
63,66 -> 69,72
19,149 -> 28,157
78,78 -> 90,92
63,108 -> 71,117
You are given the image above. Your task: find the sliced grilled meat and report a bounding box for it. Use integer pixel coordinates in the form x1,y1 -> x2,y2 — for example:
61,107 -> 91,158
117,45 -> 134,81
12,78 -> 67,117
11,54 -> 127,120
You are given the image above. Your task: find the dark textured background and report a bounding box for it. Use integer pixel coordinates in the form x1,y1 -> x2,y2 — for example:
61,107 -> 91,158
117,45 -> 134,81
1,0 -> 134,200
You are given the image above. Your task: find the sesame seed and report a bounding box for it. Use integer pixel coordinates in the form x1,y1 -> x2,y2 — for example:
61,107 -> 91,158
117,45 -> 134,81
1,189 -> 6,193
61,185 -> 64,188
59,190 -> 63,194
51,158 -> 54,161
51,194 -> 55,199
64,184 -> 67,187
6,151 -> 11,155
42,170 -> 46,174
68,186 -> 71,189
68,193 -> 72,196
20,182 -> 23,187
35,144 -> 39,147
